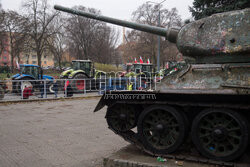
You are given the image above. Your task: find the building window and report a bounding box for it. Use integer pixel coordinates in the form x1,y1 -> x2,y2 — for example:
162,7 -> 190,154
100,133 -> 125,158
44,61 -> 47,64
32,55 -> 36,59
32,61 -> 36,64
4,51 -> 7,54
44,55 -> 47,59
3,56 -> 7,60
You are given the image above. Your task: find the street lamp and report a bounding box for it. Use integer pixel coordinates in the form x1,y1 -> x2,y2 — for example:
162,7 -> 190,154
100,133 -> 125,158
146,0 -> 166,72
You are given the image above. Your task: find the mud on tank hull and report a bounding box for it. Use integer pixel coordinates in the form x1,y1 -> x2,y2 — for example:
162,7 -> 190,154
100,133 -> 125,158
94,63 -> 250,164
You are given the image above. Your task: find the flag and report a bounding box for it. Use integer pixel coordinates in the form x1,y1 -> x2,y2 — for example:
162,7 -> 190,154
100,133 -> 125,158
139,56 -> 143,64
134,58 -> 138,63
166,62 -> 169,69
147,59 -> 150,64
16,60 -> 20,70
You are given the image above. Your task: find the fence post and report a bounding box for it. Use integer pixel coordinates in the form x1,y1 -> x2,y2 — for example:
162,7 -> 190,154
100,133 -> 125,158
64,79 -> 67,97
84,79 -> 86,95
134,76 -> 136,90
155,75 -> 157,90
44,80 -> 47,98
99,76 -> 101,95
139,75 -> 141,88
21,80 -> 23,99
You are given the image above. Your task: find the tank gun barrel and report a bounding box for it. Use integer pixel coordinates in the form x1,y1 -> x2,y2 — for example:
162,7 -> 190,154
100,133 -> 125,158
54,5 -> 250,64
54,5 -> 179,43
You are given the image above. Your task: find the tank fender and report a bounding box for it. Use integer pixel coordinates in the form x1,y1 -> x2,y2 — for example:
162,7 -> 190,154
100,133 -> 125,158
93,95 -> 106,112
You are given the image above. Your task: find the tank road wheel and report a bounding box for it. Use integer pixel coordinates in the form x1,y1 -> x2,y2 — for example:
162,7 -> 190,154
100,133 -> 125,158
191,109 -> 249,161
73,73 -> 88,91
106,104 -> 138,132
138,105 -> 186,154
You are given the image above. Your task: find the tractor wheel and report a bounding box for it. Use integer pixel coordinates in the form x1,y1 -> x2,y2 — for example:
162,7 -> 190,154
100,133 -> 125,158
0,86 -> 4,100
73,73 -> 89,92
47,81 -> 58,94
48,84 -> 55,93
17,78 -> 34,94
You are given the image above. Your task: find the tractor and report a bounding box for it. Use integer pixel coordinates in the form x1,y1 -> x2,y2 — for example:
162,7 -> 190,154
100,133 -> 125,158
12,64 -> 54,94
120,63 -> 154,78
60,60 -> 106,91
119,63 -> 133,77
120,63 -> 154,90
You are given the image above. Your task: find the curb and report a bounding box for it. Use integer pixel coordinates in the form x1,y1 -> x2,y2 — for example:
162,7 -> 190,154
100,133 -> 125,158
0,95 -> 102,105
104,158 -> 167,167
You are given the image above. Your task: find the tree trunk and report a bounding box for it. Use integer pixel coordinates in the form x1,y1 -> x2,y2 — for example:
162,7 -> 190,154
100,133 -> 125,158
11,54 -> 14,73
37,50 -> 42,67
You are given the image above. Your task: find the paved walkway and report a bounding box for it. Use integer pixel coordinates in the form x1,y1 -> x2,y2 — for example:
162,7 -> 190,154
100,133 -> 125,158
0,98 -> 127,167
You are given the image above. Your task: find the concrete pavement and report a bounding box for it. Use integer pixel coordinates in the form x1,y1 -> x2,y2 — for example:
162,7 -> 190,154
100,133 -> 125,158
0,98 -> 127,167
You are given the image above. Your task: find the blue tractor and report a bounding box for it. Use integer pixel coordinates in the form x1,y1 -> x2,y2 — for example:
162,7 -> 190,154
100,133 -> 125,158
12,64 -> 54,94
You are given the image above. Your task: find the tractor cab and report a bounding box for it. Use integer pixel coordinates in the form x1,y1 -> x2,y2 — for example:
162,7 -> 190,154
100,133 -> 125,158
72,60 -> 92,77
11,64 -> 54,94
133,63 -> 153,77
19,65 -> 42,80
126,63 -> 133,73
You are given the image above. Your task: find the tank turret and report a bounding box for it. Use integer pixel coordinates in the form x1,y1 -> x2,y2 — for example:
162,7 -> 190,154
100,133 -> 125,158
54,5 -> 250,63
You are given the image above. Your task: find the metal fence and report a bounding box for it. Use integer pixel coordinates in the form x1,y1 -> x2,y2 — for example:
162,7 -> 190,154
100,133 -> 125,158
0,75 -> 162,101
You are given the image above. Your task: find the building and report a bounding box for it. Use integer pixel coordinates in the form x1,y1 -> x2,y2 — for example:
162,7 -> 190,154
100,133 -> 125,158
62,49 -> 75,62
0,32 -> 55,67
21,50 -> 54,67
0,33 -> 11,66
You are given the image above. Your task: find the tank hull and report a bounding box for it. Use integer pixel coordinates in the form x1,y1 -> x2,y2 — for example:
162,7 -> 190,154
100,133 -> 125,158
94,63 -> 250,162
53,5 -> 250,163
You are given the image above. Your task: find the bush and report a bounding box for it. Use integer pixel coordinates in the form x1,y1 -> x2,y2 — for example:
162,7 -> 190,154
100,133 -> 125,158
94,63 -> 123,73
0,66 -> 11,73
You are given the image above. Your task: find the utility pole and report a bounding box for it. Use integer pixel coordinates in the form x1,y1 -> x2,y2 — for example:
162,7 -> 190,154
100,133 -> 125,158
147,0 -> 166,72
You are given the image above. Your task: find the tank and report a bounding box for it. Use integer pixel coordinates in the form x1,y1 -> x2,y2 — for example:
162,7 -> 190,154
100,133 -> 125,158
54,5 -> 250,163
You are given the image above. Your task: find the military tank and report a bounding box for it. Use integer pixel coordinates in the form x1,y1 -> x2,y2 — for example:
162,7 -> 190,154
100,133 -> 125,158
54,5 -> 250,162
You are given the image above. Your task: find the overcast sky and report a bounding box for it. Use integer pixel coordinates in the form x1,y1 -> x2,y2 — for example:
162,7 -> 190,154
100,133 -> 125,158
2,0 -> 194,20
1,0 -> 194,44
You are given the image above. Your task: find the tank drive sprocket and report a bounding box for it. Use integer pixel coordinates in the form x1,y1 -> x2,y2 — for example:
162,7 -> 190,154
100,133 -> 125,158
106,104 -> 139,132
191,108 -> 249,162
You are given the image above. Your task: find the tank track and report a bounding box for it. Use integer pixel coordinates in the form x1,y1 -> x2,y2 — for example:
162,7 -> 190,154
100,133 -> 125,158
106,98 -> 250,167
109,126 -> 250,167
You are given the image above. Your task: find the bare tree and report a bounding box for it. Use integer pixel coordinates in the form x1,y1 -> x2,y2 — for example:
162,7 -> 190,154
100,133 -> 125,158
22,0 -> 58,67
124,3 -> 182,66
65,6 -> 119,64
92,25 -> 120,64
0,5 -> 6,55
1,10 -> 29,72
47,13 -> 65,69
65,6 -> 101,60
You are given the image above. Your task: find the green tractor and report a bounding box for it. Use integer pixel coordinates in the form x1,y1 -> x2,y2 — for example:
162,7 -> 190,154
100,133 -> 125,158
60,60 -> 106,91
125,63 -> 154,78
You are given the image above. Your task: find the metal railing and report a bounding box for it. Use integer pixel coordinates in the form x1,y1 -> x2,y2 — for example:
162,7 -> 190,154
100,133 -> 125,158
0,72 -> 163,101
